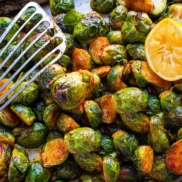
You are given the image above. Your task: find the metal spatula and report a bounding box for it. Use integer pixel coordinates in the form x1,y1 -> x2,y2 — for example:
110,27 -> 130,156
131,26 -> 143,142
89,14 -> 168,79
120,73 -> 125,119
0,2 -> 66,111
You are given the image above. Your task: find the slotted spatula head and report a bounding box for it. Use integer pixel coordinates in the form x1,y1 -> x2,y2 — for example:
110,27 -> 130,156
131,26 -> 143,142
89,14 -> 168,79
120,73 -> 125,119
0,2 -> 66,111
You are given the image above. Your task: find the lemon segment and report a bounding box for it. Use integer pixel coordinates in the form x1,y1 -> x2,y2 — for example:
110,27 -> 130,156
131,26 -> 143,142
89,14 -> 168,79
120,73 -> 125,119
145,18 -> 182,81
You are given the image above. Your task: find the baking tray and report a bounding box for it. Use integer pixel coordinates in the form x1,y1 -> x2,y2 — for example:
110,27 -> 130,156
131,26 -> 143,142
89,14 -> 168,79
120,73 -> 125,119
1,1 -> 182,181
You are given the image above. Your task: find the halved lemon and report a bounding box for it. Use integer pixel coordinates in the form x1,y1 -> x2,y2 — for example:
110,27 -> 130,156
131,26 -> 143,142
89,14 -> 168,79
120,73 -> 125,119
145,18 -> 182,81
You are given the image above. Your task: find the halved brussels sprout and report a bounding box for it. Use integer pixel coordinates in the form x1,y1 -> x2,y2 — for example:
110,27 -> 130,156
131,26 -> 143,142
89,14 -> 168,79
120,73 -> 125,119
78,172 -> 105,182
91,65 -> 111,78
81,100 -> 102,128
89,37 -> 110,65
72,48 -> 93,71
0,107 -> 20,128
25,157 -> 52,182
164,106 -> 182,133
8,81 -> 39,105
57,113 -> 80,134
90,0 -> 116,14
118,164 -> 143,181
121,11 -> 153,43
159,90 -> 182,112
106,30 -> 126,45
10,104 -> 36,126
57,156 -> 82,180
126,43 -> 146,60
95,94 -> 117,124
64,127 -> 101,154
120,112 -> 150,133
8,144 -> 29,182
107,64 -> 127,92
112,130 -> 139,160
0,17 -> 19,48
103,156 -> 120,182
132,145 -> 154,175
41,90 -> 55,105
43,103 -> 62,130
149,155 -> 176,181
50,0 -> 74,15
73,11 -> 109,44
73,152 -> 103,172
101,44 -> 127,66
114,87 -> 148,114
41,138 -> 69,167
147,116 -> 170,153
165,139 -> 182,175
38,64 -> 66,91
109,5 -> 128,29
0,128 -> 15,147
0,143 -> 11,178
12,122 -> 48,148
57,55 -> 72,70
63,9 -> 84,33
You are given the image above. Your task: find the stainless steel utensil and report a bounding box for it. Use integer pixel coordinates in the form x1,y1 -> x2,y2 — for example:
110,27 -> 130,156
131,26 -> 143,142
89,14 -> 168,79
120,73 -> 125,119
0,1 -> 66,111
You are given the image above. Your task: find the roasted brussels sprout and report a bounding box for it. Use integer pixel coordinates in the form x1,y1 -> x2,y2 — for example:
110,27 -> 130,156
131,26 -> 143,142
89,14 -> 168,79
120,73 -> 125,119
90,0 -> 116,14
118,164 -> 143,181
148,94 -> 161,114
126,43 -> 146,60
64,127 -> 101,154
8,81 -> 39,105
12,122 -> 48,148
0,128 -> 15,147
107,64 -> 126,92
43,103 -> 62,130
81,100 -> 102,128
50,0 -> 74,15
51,71 -> 93,110
101,44 -> 127,66
63,9 -> 84,33
73,152 -> 103,172
147,116 -> 170,153
57,156 -> 82,180
149,155 -> 176,181
25,158 -> 52,182
0,17 -> 19,48
89,37 -> 110,65
72,48 -> 93,71
57,112 -> 80,134
73,11 -> 110,44
78,172 -> 105,182
95,94 -> 117,124
113,130 -> 139,160
0,42 -> 26,71
0,143 -> 11,178
120,112 -> 150,133
41,138 -> 69,167
121,11 -> 153,43
103,156 -> 120,182
106,30 -> 126,45
101,134 -> 114,153
57,55 -> 72,70
25,33 -> 55,63
114,87 -> 148,113
109,5 -> 128,29
17,7 -> 42,33
10,104 -> 36,126
176,128 -> 182,141
159,90 -> 182,112
8,144 -> 29,182
166,139 -> 182,175
132,145 -> 154,175
38,64 -> 66,91
0,107 -> 20,128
